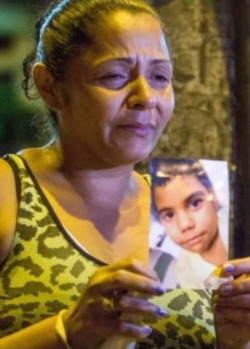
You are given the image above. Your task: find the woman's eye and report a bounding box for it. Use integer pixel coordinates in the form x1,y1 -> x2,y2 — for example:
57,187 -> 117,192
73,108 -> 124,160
100,72 -> 128,82
150,74 -> 170,88
102,73 -> 126,80
98,72 -> 128,89
155,75 -> 169,82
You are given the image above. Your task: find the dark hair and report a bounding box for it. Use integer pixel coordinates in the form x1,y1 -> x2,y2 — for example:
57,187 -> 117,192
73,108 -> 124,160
150,158 -> 216,217
22,0 -> 166,135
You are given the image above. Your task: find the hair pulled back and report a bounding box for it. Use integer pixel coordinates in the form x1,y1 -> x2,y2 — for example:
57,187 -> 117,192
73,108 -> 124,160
22,0 -> 162,100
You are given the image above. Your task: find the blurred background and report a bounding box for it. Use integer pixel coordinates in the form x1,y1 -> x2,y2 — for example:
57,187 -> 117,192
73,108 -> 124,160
0,0 -> 249,256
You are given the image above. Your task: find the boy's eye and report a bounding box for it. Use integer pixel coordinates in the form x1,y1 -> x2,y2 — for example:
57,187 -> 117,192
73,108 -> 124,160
160,210 -> 174,221
190,198 -> 203,209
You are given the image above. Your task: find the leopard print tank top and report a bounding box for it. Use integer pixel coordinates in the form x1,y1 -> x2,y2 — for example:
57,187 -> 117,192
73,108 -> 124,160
0,154 -> 215,348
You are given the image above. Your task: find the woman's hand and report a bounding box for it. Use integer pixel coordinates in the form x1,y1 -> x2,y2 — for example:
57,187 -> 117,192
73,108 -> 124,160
62,258 -> 167,349
212,257 -> 250,349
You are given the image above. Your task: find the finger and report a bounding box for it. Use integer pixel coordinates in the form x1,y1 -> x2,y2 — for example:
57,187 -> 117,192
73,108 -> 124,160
87,297 -> 121,320
89,297 -> 153,339
214,306 -> 250,323
116,321 -> 152,339
106,258 -> 159,281
115,295 -> 168,319
89,269 -> 165,297
214,292 -> 250,309
218,276 -> 250,296
222,258 -> 250,277
86,301 -> 153,340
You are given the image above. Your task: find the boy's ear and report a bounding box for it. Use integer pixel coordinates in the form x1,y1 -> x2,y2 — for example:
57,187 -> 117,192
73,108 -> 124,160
214,198 -> 221,211
32,62 -> 67,110
209,192 -> 220,211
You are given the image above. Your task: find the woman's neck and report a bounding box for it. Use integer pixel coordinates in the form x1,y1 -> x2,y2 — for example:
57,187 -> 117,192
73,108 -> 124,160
19,144 -> 150,263
21,143 -> 143,243
43,141 -> 137,207
62,165 -> 138,212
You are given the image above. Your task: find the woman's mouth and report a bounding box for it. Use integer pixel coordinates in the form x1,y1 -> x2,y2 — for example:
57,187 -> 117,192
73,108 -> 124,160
118,123 -> 154,136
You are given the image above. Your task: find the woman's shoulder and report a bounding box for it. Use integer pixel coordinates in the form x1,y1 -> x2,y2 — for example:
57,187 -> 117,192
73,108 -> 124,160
0,157 -> 18,265
0,146 -> 61,266
0,156 -> 17,203
18,146 -> 52,167
18,146 -> 62,181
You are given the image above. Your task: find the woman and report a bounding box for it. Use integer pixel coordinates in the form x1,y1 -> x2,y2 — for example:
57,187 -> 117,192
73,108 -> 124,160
0,0 -> 249,348
150,158 -> 228,289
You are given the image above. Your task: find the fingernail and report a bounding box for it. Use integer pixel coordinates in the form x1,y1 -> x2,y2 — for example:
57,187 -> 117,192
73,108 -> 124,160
143,326 -> 152,335
224,264 -> 235,274
155,286 -> 165,295
221,284 -> 233,294
157,308 -> 168,317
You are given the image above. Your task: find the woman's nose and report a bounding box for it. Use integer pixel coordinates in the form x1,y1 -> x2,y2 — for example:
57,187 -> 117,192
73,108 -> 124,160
177,211 -> 195,233
127,77 -> 157,110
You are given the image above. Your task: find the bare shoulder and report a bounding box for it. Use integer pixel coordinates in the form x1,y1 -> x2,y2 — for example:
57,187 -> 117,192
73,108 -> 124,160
0,157 -> 17,204
0,157 -> 17,265
19,145 -> 61,174
0,146 -> 54,266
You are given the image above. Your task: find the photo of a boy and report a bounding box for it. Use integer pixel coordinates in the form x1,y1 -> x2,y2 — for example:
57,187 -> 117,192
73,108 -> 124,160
149,157 -> 229,289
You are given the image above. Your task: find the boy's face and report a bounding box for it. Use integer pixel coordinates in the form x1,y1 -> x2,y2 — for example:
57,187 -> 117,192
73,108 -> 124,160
153,175 -> 218,254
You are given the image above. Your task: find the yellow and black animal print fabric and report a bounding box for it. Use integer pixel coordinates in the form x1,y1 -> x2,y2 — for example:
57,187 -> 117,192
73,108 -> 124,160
0,154 -> 215,348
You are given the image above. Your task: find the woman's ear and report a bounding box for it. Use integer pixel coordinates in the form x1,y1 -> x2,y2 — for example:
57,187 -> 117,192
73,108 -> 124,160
32,62 -> 67,110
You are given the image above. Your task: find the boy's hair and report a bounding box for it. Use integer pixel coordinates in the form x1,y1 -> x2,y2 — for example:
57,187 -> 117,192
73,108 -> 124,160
150,157 -> 217,218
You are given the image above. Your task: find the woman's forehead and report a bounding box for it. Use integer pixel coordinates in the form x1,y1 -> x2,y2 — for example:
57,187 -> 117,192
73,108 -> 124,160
86,10 -> 170,60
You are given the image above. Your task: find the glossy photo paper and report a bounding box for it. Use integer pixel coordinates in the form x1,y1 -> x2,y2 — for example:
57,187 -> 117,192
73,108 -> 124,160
149,157 -> 230,290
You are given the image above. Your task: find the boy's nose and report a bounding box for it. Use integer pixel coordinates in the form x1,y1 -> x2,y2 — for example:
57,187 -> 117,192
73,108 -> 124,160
177,211 -> 195,233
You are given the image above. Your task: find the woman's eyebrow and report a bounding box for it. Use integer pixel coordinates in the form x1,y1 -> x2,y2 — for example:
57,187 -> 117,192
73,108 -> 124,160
149,58 -> 172,65
110,57 -> 134,64
97,57 -> 134,65
98,57 -> 171,66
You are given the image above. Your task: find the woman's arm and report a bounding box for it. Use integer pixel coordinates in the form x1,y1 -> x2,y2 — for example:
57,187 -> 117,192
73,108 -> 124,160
0,158 -> 76,349
0,158 -> 17,266
0,316 -> 65,349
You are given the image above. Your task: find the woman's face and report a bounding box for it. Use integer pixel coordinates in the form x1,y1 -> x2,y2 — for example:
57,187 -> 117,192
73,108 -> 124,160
153,175 -> 218,254
57,11 -> 174,167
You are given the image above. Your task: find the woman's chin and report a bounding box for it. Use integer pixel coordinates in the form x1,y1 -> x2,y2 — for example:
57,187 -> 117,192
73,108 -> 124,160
120,151 -> 151,166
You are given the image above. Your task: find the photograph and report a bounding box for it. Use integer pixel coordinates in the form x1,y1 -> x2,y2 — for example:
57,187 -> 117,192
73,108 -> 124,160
149,157 -> 230,289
